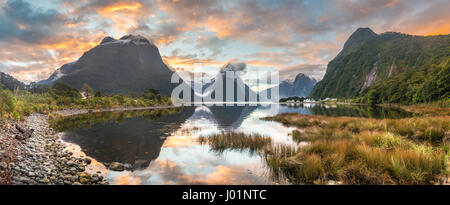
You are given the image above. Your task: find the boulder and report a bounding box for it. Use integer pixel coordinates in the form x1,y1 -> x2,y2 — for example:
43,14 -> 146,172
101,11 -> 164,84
109,162 -> 125,171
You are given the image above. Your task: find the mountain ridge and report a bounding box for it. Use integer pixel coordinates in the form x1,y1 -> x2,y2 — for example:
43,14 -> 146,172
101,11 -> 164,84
310,27 -> 450,104
0,72 -> 28,90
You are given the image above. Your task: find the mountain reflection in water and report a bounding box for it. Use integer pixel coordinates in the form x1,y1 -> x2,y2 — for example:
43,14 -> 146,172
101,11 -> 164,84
54,104 -> 414,184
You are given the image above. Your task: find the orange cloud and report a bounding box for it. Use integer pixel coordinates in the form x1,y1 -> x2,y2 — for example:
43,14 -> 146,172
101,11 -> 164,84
385,0 -> 401,7
97,1 -> 146,35
0,32 -> 105,83
423,23 -> 450,36
246,60 -> 279,67
162,56 -> 223,69
202,16 -> 240,38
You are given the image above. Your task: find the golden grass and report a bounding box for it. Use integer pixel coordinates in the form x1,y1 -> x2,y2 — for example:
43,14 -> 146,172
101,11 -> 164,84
198,132 -> 273,155
262,112 -> 450,185
400,105 -> 450,117
265,113 -> 449,143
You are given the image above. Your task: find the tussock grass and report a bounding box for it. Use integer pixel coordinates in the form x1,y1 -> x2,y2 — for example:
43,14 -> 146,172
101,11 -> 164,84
262,112 -> 449,185
198,132 -> 272,155
265,113 -> 449,143
401,105 -> 450,116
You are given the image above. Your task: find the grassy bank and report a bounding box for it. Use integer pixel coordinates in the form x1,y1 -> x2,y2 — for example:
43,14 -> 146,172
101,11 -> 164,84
262,111 -> 449,185
0,82 -> 172,121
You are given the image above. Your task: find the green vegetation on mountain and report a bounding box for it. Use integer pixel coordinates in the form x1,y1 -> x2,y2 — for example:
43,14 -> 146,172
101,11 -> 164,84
310,28 -> 450,105
0,72 -> 27,90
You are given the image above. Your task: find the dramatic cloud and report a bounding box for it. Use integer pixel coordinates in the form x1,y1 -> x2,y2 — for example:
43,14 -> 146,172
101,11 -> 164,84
0,0 -> 449,83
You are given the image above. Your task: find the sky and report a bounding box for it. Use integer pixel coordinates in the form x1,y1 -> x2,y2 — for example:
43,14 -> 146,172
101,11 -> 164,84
0,0 -> 449,84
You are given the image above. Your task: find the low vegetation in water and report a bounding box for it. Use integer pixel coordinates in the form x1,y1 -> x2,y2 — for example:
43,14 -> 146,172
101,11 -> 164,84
198,132 -> 272,155
400,105 -> 450,117
262,112 -> 449,185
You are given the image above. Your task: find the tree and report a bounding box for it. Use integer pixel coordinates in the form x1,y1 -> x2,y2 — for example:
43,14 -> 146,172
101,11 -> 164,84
142,88 -> 161,100
367,89 -> 380,105
81,83 -> 94,98
94,91 -> 102,97
51,82 -> 81,99
0,89 -> 15,116
30,84 -> 51,94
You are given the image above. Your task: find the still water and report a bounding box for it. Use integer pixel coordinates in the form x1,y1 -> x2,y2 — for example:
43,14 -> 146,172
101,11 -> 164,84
53,104 -> 413,185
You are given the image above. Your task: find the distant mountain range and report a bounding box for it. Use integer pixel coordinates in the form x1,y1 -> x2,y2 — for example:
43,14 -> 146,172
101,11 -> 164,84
38,34 -> 184,96
310,27 -> 449,103
269,73 -> 317,98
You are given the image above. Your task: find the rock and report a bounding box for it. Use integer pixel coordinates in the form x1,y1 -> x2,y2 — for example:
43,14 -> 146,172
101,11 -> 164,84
15,134 -> 24,140
109,162 -> 125,171
16,176 -> 31,183
0,162 -> 7,170
15,124 -> 27,133
70,176 -> 78,182
91,177 -> 99,183
66,160 -> 75,166
42,177 -> 50,183
83,158 -> 92,164
124,163 -> 133,171
77,166 -> 85,172
79,177 -> 90,184
79,172 -> 90,179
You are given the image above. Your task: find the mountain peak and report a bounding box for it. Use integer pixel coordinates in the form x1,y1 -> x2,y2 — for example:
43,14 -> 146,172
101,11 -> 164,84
219,61 -> 246,73
344,27 -> 377,49
284,73 -> 316,84
99,34 -> 155,46
354,27 -> 376,35
294,73 -> 307,79
276,73 -> 318,98
100,36 -> 115,44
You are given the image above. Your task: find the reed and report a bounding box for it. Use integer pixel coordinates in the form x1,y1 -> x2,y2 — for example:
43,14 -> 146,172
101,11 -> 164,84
198,132 -> 273,155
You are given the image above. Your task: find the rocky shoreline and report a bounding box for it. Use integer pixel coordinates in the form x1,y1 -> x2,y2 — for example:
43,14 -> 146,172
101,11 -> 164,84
1,114 -> 108,185
0,105 -> 182,185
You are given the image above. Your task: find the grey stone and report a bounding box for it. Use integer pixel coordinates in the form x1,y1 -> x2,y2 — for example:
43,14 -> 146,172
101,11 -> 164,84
109,162 -> 125,171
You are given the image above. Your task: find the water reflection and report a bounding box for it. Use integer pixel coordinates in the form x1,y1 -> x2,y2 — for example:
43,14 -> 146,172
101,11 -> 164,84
58,107 -> 195,165
54,104 -> 414,184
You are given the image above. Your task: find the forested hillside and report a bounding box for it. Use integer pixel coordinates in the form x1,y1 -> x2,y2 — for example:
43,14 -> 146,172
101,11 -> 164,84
310,28 -> 449,105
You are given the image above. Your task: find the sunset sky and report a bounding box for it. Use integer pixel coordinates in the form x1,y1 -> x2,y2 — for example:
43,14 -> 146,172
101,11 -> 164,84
0,0 -> 449,83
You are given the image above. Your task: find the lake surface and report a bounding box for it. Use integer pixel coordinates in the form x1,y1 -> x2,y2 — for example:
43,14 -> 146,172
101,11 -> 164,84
54,104 -> 414,185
